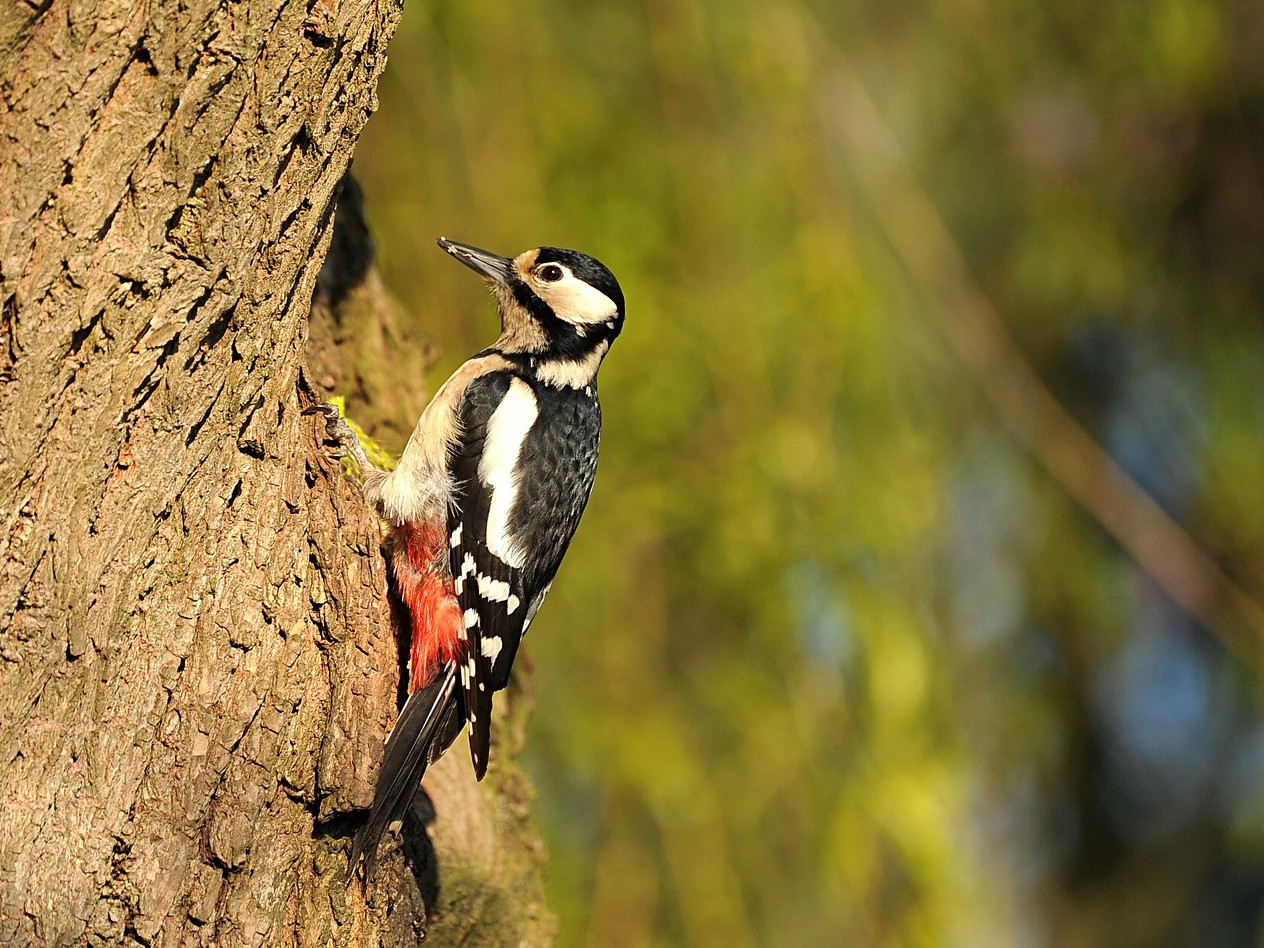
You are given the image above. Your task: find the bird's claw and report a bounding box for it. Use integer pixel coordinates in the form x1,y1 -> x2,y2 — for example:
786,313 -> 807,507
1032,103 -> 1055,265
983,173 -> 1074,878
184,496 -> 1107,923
307,403 -> 366,465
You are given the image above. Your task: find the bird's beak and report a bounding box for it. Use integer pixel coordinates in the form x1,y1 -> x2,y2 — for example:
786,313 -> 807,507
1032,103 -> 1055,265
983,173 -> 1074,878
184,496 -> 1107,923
437,237 -> 514,285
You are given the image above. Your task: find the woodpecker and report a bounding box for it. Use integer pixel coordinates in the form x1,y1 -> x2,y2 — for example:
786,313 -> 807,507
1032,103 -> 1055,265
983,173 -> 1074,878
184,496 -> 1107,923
315,237 -> 624,878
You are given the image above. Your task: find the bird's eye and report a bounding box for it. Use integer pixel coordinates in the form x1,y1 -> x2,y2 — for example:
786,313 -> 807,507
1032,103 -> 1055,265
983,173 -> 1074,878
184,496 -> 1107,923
537,264 -> 564,283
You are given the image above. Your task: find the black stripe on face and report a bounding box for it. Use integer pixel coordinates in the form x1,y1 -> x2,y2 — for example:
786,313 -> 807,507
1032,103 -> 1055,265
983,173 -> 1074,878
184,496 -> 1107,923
509,283 -> 606,361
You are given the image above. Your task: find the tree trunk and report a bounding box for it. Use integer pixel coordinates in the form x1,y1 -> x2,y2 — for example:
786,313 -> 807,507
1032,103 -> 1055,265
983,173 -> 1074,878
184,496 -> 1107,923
0,3 -> 552,945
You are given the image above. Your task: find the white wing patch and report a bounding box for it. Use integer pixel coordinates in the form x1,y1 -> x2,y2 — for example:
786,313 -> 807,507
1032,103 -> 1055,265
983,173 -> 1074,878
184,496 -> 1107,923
481,636 -> 503,662
477,573 -> 512,603
455,551 -> 477,596
478,377 -> 539,568
522,582 -> 552,636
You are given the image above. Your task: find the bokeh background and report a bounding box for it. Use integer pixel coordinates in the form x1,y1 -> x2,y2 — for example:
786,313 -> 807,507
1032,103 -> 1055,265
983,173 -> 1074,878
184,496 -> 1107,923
351,1 -> 1264,944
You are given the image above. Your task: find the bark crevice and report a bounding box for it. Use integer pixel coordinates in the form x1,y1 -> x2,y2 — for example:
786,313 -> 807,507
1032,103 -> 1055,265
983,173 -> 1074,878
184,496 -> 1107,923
0,1 -> 554,943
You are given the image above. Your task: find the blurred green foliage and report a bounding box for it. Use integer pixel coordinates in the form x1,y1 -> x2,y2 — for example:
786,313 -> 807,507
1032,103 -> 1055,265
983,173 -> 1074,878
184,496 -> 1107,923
353,0 -> 1264,943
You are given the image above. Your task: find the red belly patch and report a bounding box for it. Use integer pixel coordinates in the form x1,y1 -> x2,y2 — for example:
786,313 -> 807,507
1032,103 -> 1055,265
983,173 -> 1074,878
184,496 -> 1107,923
393,521 -> 463,693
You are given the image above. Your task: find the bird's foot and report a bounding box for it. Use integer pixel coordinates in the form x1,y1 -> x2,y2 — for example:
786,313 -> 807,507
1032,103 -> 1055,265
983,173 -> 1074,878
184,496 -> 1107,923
307,402 -> 373,471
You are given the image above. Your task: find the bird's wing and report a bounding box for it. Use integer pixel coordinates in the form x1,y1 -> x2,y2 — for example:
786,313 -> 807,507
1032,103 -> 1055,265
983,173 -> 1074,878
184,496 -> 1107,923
447,371 -> 537,778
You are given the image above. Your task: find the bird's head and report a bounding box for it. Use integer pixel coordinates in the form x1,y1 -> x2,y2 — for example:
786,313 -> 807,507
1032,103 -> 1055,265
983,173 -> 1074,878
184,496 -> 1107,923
438,238 -> 624,381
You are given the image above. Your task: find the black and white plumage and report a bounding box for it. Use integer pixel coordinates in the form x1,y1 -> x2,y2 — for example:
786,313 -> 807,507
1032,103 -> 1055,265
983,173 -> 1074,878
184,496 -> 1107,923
322,238 -> 625,877
448,369 -> 605,772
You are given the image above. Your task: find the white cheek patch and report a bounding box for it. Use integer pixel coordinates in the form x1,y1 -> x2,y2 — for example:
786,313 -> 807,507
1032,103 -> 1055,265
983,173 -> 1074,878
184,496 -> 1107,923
548,278 -> 618,326
478,377 -> 539,568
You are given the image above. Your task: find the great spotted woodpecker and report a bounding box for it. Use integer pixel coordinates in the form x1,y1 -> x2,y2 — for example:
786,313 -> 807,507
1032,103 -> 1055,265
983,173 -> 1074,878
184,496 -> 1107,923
315,238 -> 624,877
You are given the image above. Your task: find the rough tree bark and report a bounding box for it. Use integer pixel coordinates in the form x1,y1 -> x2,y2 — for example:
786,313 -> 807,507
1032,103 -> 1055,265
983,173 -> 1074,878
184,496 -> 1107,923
0,2 -> 552,945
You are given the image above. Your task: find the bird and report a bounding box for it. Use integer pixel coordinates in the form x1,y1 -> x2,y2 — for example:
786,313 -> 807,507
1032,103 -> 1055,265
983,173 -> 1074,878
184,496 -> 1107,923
313,237 -> 625,879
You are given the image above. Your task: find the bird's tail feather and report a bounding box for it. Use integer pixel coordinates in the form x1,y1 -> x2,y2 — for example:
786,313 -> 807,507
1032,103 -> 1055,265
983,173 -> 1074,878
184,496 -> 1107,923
348,663 -> 462,880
